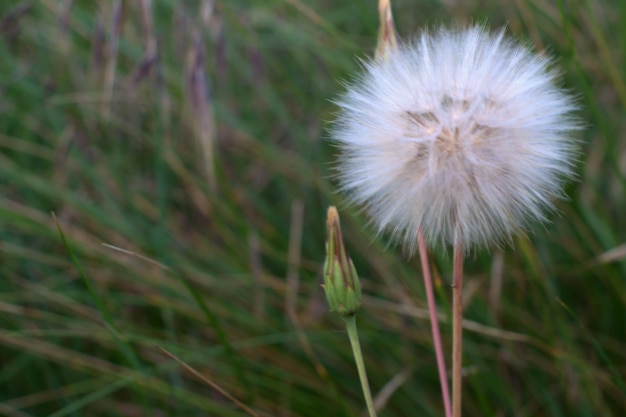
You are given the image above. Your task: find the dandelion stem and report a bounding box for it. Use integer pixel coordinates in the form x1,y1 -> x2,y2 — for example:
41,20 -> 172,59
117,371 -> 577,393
452,242 -> 464,417
418,228 -> 452,417
344,315 -> 378,417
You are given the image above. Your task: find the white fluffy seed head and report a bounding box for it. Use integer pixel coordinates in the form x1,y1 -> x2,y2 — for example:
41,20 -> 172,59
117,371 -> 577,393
331,26 -> 578,253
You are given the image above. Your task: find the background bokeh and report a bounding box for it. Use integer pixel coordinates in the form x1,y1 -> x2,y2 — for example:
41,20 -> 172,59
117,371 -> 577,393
0,1 -> 624,416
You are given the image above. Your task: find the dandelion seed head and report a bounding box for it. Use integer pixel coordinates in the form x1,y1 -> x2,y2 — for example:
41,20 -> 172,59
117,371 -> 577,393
332,26 -> 578,252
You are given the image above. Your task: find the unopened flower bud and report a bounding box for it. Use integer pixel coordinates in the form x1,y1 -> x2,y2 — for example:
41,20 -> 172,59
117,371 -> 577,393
375,0 -> 399,61
323,207 -> 362,316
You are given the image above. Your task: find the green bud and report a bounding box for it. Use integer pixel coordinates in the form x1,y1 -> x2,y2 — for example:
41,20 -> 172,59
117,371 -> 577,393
323,207 -> 362,316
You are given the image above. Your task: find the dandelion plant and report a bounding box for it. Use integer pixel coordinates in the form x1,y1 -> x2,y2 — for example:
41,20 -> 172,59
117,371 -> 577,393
330,20 -> 578,417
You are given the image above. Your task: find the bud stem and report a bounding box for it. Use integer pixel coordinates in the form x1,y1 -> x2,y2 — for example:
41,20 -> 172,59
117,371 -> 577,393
344,315 -> 378,417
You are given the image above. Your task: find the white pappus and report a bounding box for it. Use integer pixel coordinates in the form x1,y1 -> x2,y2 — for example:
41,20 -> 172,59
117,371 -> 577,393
331,25 -> 579,252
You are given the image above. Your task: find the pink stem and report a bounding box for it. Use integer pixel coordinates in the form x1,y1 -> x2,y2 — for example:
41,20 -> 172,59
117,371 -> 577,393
418,228 -> 452,417
452,241 -> 464,417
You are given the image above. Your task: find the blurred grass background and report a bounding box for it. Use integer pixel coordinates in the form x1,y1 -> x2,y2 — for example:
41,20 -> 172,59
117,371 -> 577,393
0,0 -> 624,416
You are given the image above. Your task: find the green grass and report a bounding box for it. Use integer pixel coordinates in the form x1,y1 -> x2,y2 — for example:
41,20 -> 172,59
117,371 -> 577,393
0,0 -> 624,416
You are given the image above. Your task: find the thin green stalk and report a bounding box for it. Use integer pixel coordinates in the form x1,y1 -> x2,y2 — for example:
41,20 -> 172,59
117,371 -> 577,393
343,315 -> 377,417
173,269 -> 252,398
52,214 -> 149,409
557,298 -> 626,393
